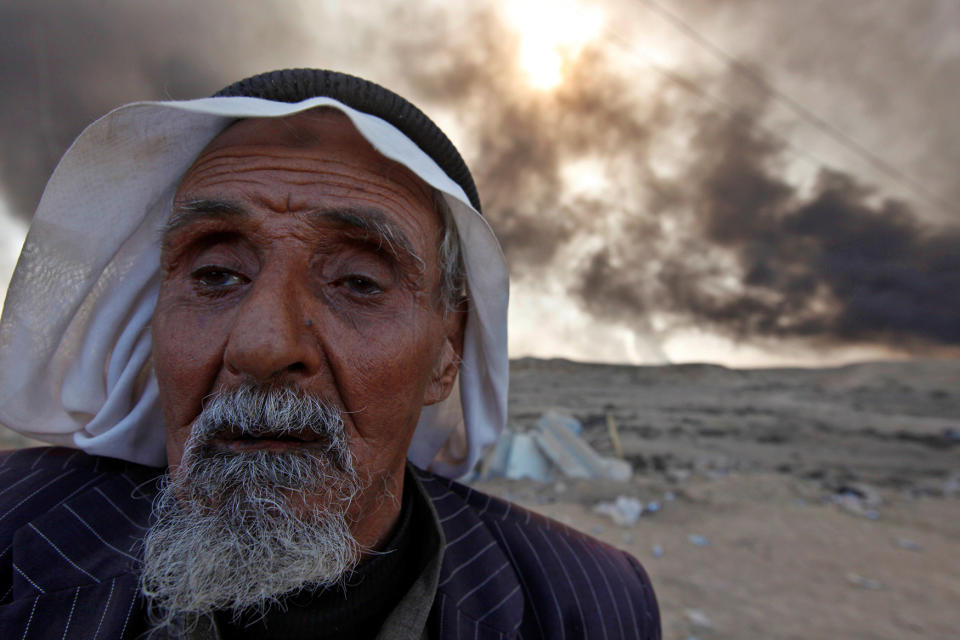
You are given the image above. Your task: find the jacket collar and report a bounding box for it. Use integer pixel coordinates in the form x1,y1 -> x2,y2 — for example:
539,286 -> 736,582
413,468 -> 525,638
18,460 -> 525,638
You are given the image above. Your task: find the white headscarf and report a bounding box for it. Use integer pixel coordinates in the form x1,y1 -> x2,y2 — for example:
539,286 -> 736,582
0,96 -> 509,478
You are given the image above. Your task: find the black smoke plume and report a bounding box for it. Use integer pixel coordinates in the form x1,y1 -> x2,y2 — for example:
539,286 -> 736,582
2,1 -> 958,353
576,105 -> 960,347
0,0 -> 304,217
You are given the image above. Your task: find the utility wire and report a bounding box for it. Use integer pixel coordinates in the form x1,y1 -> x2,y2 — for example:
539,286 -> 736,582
598,14 -> 840,181
637,0 -> 954,216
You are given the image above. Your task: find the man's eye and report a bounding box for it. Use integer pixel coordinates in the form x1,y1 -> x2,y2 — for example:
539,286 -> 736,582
343,276 -> 382,296
191,267 -> 245,288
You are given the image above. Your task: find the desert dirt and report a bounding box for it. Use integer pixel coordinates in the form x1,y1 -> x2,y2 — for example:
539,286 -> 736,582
475,358 -> 960,639
2,358 -> 958,639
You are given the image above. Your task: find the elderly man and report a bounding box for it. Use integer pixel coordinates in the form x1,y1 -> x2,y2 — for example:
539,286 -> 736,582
0,69 -> 659,639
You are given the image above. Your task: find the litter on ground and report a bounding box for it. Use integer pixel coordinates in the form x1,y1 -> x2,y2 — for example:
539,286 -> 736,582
687,534 -> 710,547
480,410 -> 633,482
593,496 -> 645,526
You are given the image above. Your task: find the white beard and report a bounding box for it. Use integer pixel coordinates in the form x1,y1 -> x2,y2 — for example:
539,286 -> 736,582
139,384 -> 365,635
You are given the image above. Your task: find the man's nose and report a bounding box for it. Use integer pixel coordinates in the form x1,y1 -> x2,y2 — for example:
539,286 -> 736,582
223,271 -> 320,382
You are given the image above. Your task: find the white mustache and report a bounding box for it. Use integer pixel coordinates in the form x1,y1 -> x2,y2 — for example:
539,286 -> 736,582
191,383 -> 349,464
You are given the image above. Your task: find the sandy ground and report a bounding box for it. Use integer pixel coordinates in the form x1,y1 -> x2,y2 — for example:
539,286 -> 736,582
2,358 -> 958,638
488,358 -> 960,639
472,474 -> 959,640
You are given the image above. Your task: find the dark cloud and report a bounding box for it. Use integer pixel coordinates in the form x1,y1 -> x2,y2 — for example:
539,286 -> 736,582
385,6 -> 677,268
387,3 -> 960,350
576,97 -> 960,347
1,0 -> 957,353
0,0 -> 306,217
639,0 -> 960,222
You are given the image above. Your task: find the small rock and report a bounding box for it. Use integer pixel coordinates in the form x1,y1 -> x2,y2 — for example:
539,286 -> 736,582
835,483 -> 882,507
687,534 -> 710,547
846,572 -> 883,590
684,609 -> 713,629
593,496 -> 645,527
944,472 -> 960,498
830,484 -> 885,519
894,538 -> 922,551
646,500 -> 661,513
652,545 -> 664,558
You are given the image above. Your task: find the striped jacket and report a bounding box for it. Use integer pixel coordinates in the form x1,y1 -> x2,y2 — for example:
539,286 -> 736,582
0,447 -> 660,639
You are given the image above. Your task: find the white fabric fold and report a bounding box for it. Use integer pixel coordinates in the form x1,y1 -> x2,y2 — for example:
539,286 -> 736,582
0,97 -> 509,478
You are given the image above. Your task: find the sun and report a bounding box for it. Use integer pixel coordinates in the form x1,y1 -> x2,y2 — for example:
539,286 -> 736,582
502,0 -> 606,90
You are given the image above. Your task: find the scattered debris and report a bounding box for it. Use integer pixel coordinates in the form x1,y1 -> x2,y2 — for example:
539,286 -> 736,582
687,534 -> 710,547
846,572 -> 883,590
835,483 -> 882,506
829,483 -> 884,519
594,496 -> 645,526
543,410 -> 583,435
893,538 -> 922,551
606,412 -> 624,459
480,410 -> 634,482
482,431 -> 551,482
536,411 -> 633,481
684,609 -> 713,629
944,472 -> 960,498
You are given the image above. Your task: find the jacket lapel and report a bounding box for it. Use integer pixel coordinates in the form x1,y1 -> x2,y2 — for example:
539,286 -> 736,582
416,470 -> 524,639
7,464 -> 159,639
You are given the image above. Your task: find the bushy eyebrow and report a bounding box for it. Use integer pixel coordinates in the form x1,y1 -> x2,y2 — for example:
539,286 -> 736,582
160,199 -> 246,255
164,198 -> 247,237
162,198 -> 426,283
314,208 -> 426,277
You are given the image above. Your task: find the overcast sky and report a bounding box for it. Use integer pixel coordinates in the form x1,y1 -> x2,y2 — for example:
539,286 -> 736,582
2,0 -> 958,366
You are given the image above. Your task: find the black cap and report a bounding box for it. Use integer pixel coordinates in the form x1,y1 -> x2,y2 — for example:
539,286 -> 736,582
214,68 -> 481,213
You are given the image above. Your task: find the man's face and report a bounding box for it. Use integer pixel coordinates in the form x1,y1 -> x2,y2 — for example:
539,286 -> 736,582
152,109 -> 463,548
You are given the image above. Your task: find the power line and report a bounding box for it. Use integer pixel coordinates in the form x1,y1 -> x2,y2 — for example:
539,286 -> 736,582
597,14 -> 841,182
636,0 -> 955,216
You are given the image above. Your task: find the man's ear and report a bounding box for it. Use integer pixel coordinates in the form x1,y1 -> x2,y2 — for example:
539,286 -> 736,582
424,307 -> 467,406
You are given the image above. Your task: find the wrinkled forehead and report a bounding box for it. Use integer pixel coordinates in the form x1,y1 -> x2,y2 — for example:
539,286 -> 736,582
177,108 -> 437,212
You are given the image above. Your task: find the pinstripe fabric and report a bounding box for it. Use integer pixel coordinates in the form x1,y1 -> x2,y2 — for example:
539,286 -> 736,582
0,448 -> 157,639
0,448 -> 660,639
418,474 -> 660,640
